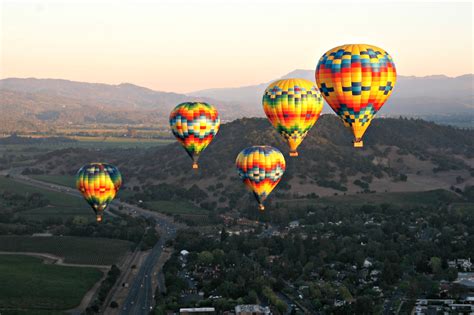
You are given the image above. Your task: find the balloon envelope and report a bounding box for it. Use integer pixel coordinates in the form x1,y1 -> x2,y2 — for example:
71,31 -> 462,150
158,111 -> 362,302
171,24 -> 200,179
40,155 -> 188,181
235,146 -> 286,211
263,78 -> 323,156
76,163 -> 122,222
169,102 -> 220,169
315,44 -> 396,147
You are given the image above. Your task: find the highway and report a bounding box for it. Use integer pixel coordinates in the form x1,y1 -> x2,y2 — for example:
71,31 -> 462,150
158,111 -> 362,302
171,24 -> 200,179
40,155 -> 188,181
119,221 -> 177,314
2,169 -> 181,314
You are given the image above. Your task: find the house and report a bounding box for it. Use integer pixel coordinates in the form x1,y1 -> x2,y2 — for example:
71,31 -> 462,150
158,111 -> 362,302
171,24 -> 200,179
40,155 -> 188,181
235,305 -> 271,315
288,220 -> 300,229
363,259 -> 373,268
180,307 -> 215,314
447,258 -> 472,271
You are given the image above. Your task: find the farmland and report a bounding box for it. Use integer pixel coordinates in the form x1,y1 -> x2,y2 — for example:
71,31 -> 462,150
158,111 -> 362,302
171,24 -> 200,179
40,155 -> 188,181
0,176 -> 82,207
0,236 -> 132,265
0,255 -> 102,312
29,175 -> 76,188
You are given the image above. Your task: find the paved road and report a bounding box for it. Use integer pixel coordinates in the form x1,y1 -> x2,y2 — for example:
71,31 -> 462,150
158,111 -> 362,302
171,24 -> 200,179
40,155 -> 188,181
120,221 -> 177,314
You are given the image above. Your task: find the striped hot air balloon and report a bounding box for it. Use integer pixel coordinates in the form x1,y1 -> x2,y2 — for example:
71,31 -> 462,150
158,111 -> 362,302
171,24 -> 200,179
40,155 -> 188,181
169,102 -> 220,169
316,44 -> 397,147
235,146 -> 286,211
76,163 -> 122,222
263,78 -> 324,157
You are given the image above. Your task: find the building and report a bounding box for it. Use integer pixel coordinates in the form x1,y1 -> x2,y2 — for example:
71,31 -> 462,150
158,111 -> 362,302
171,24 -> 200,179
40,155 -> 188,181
447,258 -> 472,271
288,220 -> 300,229
414,299 -> 474,314
235,305 -> 271,315
180,307 -> 215,315
455,272 -> 474,289
363,258 -> 373,268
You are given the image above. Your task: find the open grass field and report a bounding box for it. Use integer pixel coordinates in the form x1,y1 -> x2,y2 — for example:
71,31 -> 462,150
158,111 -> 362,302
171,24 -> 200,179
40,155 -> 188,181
145,200 -> 208,215
30,175 -> 76,188
0,236 -> 132,265
17,205 -> 94,222
281,189 -> 462,209
0,255 -> 102,312
0,176 -> 83,207
0,136 -> 174,153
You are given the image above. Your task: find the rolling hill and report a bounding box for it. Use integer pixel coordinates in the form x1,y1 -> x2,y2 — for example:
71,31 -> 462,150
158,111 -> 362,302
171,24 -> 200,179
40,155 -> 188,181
0,78 -> 248,132
27,115 -> 474,215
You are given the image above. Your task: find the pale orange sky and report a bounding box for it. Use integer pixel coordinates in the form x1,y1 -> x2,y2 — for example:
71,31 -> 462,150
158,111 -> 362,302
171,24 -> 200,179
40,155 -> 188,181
1,0 -> 473,93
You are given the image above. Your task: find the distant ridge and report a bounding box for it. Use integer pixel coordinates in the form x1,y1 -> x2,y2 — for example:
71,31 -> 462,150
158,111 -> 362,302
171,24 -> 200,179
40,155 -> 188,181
0,72 -> 472,133
190,70 -> 473,116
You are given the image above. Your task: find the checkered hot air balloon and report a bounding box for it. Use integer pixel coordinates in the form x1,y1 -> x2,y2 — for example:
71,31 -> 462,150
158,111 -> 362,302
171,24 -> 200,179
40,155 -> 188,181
169,102 -> 220,169
263,78 -> 324,157
316,44 -> 397,147
235,146 -> 286,211
76,163 -> 122,222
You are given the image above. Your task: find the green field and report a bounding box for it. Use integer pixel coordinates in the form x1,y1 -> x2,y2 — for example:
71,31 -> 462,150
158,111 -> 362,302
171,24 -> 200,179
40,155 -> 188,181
0,137 -> 174,153
30,175 -> 76,188
0,236 -> 132,265
282,189 -> 462,209
18,206 -> 96,222
145,200 -> 208,215
0,176 -> 98,222
0,255 -> 102,312
0,176 -> 83,208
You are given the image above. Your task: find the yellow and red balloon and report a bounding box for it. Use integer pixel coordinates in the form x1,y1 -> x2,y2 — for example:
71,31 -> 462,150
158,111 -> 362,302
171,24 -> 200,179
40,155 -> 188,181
169,102 -> 220,169
76,163 -> 122,222
316,44 -> 397,147
235,146 -> 286,211
263,79 -> 324,156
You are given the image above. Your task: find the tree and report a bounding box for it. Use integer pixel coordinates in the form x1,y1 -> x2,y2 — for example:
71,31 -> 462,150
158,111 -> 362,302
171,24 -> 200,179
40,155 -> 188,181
353,296 -> 374,314
197,251 -> 214,266
220,227 -> 228,242
429,256 -> 442,274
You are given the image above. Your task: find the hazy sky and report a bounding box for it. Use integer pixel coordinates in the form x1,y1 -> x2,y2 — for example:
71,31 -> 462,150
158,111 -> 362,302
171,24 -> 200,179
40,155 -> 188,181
1,0 -> 472,93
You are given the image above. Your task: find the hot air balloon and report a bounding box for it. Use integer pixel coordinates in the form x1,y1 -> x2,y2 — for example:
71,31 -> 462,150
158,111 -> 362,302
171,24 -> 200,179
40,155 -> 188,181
263,78 -> 324,157
316,44 -> 397,147
169,102 -> 220,169
235,146 -> 286,211
76,163 -> 122,222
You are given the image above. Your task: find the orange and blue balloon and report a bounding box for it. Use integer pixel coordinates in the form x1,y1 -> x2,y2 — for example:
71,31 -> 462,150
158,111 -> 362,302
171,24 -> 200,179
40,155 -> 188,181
76,163 -> 122,222
169,102 -> 220,169
316,44 -> 397,147
235,146 -> 286,211
263,79 -> 324,156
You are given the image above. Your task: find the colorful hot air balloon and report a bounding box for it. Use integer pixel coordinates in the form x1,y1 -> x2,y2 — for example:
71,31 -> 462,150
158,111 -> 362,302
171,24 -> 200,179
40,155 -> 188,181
76,163 -> 122,222
316,44 -> 397,147
235,146 -> 286,211
263,78 -> 324,157
169,102 -> 220,169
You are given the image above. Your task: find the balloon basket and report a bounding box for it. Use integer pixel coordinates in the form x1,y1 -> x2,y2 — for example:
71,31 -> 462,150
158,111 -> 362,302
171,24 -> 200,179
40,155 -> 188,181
192,162 -> 199,169
258,204 -> 265,212
289,151 -> 298,157
353,140 -> 364,148
96,215 -> 103,223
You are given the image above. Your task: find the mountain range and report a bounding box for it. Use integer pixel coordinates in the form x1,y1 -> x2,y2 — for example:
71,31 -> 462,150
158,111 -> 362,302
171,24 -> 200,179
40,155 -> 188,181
191,69 -> 474,116
0,71 -> 472,132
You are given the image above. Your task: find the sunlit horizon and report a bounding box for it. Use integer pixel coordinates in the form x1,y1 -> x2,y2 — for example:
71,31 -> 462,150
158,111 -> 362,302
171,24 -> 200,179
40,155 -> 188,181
1,0 -> 473,93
